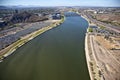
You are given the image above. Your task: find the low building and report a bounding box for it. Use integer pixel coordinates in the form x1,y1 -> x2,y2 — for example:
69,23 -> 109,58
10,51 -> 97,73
52,13 -> 61,20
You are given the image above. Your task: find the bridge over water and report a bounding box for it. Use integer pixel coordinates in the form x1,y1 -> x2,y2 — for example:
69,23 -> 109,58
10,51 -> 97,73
64,12 -> 80,17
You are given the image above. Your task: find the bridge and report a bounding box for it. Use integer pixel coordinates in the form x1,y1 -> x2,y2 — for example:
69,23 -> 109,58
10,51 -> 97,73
64,12 -> 80,17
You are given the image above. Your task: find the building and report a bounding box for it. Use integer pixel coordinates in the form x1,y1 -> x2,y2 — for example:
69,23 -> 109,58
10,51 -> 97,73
52,13 -> 61,20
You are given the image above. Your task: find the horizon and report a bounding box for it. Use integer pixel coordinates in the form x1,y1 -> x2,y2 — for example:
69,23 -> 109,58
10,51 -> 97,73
0,0 -> 120,7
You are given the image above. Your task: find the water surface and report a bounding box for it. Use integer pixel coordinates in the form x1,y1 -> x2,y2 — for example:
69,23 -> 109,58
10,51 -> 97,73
0,12 -> 90,80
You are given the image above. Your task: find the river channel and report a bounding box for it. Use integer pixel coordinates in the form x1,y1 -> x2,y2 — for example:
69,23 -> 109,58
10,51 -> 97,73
0,12 -> 90,80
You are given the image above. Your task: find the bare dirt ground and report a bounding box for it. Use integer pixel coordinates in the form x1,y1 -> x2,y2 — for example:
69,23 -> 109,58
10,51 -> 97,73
95,13 -> 120,26
95,36 -> 120,62
89,34 -> 120,80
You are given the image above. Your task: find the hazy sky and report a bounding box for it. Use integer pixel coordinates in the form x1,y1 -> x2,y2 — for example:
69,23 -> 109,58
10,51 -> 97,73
0,0 -> 120,7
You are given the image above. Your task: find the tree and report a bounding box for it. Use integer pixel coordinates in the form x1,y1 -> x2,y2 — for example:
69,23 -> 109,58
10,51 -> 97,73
88,28 -> 93,32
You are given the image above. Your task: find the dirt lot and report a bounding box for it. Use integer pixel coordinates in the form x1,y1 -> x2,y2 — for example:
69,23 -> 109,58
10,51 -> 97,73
95,35 -> 120,62
89,34 -> 120,80
95,13 -> 120,26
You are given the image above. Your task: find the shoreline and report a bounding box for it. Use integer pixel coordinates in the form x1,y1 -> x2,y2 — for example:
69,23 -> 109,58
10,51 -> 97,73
83,15 -> 99,80
0,16 -> 65,62
77,11 -> 100,80
77,12 -> 94,80
85,33 -> 94,80
77,11 -> 97,80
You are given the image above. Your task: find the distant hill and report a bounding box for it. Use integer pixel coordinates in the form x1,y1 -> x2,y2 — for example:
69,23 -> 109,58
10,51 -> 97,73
0,6 -> 27,9
9,11 -> 48,23
0,6 -> 8,9
0,11 -> 48,29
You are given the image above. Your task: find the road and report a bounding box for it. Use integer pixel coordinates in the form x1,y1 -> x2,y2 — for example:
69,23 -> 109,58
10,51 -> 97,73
83,12 -> 120,34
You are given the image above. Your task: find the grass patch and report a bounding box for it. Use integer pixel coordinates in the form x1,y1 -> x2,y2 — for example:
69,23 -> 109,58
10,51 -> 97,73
88,27 -> 93,32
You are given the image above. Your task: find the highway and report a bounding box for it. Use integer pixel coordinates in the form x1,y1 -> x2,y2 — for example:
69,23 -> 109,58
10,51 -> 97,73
83,12 -> 120,34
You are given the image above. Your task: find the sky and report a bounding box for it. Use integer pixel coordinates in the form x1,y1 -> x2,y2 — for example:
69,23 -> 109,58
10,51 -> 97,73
0,0 -> 120,7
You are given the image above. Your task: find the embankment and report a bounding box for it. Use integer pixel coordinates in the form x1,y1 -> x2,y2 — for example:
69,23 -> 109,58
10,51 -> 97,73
0,17 -> 65,61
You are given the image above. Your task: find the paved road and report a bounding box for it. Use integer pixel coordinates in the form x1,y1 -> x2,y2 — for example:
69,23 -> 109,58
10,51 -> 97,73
83,12 -> 120,33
